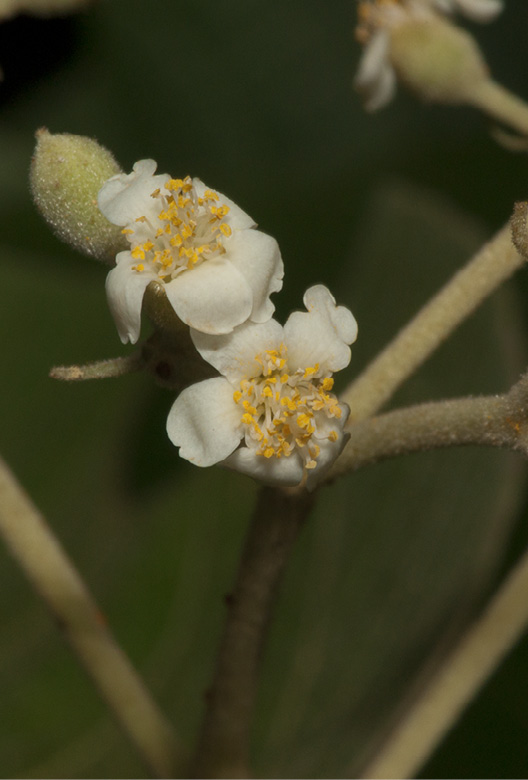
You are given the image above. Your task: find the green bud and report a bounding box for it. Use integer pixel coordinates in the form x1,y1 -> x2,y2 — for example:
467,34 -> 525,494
390,17 -> 489,105
30,129 -> 127,262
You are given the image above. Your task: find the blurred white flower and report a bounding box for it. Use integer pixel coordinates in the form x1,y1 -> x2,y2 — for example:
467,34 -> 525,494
354,0 -> 502,111
167,285 -> 358,489
98,160 -> 283,343
427,0 -> 503,22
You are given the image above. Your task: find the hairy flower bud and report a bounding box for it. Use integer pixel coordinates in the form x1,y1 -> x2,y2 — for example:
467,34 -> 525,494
389,16 -> 489,104
30,129 -> 127,262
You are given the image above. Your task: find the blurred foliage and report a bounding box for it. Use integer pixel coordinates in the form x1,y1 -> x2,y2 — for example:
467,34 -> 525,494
1,0 -> 528,777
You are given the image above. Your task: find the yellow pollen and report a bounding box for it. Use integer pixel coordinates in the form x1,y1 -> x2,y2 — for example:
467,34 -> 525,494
328,430 -> 338,442
131,246 -> 145,260
233,390 -> 242,403
133,263 -> 144,272
322,377 -> 334,391
121,228 -> 134,235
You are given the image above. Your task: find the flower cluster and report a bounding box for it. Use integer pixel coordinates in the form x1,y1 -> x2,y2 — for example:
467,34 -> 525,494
98,160 -> 358,488
354,0 -> 503,111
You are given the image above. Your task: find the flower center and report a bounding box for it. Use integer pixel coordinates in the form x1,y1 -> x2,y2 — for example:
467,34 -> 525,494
233,344 -> 343,470
124,176 -> 233,279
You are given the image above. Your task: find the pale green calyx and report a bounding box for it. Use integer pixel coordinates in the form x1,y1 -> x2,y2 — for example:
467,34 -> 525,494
389,16 -> 489,105
30,129 -> 127,262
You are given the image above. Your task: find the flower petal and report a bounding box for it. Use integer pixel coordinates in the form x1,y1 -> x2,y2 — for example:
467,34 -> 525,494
192,178 -> 256,230
98,159 -> 170,227
284,285 -> 358,374
305,426 -> 350,491
223,447 -> 305,487
164,257 -> 253,334
226,229 -> 284,324
453,0 -> 503,22
105,251 -> 158,344
191,318 -> 284,383
167,378 -> 243,467
354,29 -> 397,112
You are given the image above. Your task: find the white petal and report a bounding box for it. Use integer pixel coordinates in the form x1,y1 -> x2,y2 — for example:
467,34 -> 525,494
192,179 -> 256,230
284,285 -> 357,374
454,0 -> 503,22
354,30 -> 397,112
105,251 -> 157,344
223,447 -> 305,487
167,378 -> 243,467
226,230 -> 284,324
430,0 -> 455,12
305,427 -> 350,491
164,257 -> 253,335
364,61 -> 397,112
191,318 -> 284,383
98,159 -> 170,227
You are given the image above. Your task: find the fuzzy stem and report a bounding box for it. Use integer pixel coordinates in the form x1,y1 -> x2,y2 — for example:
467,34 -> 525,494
328,375 -> 528,481
50,353 -> 143,381
0,456 -> 180,778
469,80 -> 528,138
341,224 -> 523,422
192,485 -> 314,779
360,542 -> 528,779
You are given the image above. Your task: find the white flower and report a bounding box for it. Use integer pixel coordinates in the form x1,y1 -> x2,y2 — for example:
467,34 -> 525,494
98,160 -> 284,343
427,0 -> 503,22
166,285 -> 358,489
354,0 -> 502,111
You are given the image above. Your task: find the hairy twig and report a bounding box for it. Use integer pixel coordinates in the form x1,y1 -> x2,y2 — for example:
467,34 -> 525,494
341,224 -> 524,422
328,372 -> 528,481
50,353 -> 143,381
0,455 -> 180,778
360,541 -> 528,779
469,80 -> 528,138
192,485 -> 315,779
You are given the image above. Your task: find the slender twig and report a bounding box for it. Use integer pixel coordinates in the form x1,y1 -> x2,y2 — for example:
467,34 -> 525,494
328,375 -> 528,481
50,352 -> 143,381
192,485 -> 315,779
341,223 -> 524,422
469,80 -> 528,138
359,541 -> 528,779
0,455 -> 181,778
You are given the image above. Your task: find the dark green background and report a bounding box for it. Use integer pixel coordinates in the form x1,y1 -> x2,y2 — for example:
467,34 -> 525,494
1,1 -> 528,777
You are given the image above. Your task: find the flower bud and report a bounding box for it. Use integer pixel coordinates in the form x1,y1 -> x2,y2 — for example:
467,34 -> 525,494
389,16 -> 489,104
30,129 -> 127,262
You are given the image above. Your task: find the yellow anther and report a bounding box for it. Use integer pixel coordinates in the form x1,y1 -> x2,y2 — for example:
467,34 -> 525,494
131,246 -> 145,260
233,390 -> 242,403
297,413 -> 311,428
304,366 -> 317,378
281,374 -> 289,384
328,430 -> 338,442
166,178 -> 184,191
135,215 -> 147,223
305,459 -> 317,470
242,413 -> 254,425
121,228 -> 134,235
204,189 -> 220,201
262,386 -> 273,398
150,188 -> 160,198
322,377 -> 334,391
133,263 -> 144,272
219,223 -> 232,237
143,241 -> 154,252
263,447 -> 275,459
